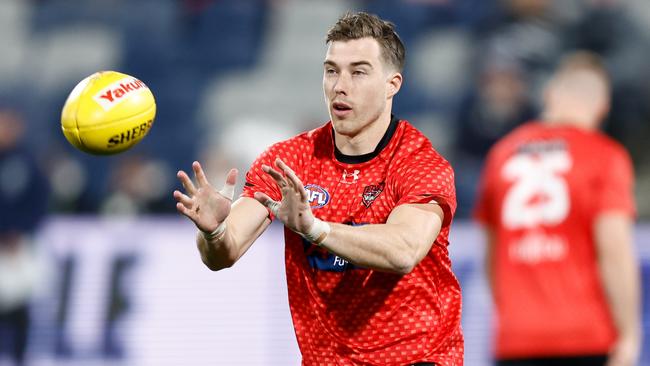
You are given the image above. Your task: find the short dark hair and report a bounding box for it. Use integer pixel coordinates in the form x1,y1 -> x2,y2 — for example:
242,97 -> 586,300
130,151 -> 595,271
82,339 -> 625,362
326,12 -> 405,72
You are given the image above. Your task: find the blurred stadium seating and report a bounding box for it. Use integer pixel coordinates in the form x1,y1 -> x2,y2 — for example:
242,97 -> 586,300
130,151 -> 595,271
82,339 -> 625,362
0,0 -> 649,364
0,0 -> 648,217
1,0 -> 649,218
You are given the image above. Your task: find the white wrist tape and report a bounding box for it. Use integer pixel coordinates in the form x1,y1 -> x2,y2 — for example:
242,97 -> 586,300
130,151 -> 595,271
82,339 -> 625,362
267,200 -> 280,217
301,218 -> 330,246
202,221 -> 227,241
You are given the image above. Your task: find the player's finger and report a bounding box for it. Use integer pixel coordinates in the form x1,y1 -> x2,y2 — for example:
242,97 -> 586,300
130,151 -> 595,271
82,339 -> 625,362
219,168 -> 238,200
254,192 -> 281,216
275,158 -> 300,189
177,170 -> 197,195
173,190 -> 193,207
262,163 -> 285,180
275,158 -> 294,173
192,161 -> 210,187
283,166 -> 306,199
275,158 -> 297,179
176,202 -> 197,221
299,184 -> 309,202
284,171 -> 296,189
262,164 -> 288,189
274,159 -> 308,201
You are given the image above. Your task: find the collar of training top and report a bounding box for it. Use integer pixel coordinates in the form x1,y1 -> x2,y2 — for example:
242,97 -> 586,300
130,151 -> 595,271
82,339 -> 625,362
333,115 -> 400,165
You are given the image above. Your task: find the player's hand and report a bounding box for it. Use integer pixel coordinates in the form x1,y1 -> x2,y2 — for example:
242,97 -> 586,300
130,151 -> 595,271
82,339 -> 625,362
254,158 -> 314,235
174,161 -> 237,234
606,334 -> 640,366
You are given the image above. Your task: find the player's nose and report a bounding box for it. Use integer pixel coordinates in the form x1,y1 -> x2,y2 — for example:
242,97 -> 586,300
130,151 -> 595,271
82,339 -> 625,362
333,73 -> 350,95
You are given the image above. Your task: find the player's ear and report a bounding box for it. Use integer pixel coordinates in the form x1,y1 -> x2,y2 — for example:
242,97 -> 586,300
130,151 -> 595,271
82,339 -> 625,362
386,72 -> 402,99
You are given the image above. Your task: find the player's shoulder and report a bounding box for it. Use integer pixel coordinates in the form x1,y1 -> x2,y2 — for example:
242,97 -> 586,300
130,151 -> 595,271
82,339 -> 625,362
546,125 -> 631,163
396,120 -> 437,155
393,119 -> 453,171
580,131 -> 633,174
589,130 -> 629,156
487,121 -> 631,164
483,121 -> 549,161
390,120 -> 456,197
263,121 -> 330,156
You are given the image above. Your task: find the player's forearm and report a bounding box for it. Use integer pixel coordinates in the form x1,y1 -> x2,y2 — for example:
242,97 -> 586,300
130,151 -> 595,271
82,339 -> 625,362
320,221 -> 435,275
196,197 -> 271,271
196,229 -> 240,270
197,222 -> 270,271
483,226 -> 496,303
596,214 -> 641,344
599,253 -> 641,345
599,252 -> 641,339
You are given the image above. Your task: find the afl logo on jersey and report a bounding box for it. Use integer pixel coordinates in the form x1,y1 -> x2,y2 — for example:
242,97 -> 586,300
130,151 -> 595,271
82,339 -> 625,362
304,184 -> 330,209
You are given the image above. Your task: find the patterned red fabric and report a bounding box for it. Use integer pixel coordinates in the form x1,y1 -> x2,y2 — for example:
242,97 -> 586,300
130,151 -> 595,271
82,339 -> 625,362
243,120 -> 463,365
475,122 -> 635,358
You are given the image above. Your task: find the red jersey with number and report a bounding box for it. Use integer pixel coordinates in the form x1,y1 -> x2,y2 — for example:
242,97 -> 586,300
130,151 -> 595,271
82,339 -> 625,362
242,118 -> 464,365
474,122 -> 635,358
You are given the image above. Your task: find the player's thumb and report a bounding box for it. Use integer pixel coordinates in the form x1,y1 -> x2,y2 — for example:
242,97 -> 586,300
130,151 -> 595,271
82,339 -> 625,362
253,191 -> 271,205
219,168 -> 238,200
254,192 -> 280,216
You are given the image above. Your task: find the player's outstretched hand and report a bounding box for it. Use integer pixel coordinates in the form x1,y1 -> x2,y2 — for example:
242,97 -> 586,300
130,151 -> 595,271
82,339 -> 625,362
174,161 -> 237,234
254,158 -> 314,235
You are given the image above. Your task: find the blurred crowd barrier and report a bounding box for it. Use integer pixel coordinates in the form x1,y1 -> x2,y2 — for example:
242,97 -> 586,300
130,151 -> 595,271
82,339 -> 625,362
0,219 -> 647,366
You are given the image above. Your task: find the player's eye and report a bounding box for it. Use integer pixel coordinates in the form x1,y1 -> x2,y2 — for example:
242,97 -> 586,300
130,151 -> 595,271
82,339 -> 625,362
325,68 -> 337,75
352,70 -> 367,76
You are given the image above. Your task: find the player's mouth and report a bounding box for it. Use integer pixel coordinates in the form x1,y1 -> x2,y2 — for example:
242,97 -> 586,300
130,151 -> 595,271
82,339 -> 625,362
332,101 -> 352,118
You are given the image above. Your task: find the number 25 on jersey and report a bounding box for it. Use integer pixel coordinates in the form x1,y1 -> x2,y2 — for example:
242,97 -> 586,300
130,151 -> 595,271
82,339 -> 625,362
501,150 -> 572,229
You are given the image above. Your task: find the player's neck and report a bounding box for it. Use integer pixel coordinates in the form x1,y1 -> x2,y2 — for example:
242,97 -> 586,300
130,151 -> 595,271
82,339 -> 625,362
543,108 -> 600,131
334,112 -> 392,156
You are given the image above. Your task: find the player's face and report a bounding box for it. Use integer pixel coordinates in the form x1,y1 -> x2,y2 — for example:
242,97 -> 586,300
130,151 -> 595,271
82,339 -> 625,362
323,38 -> 400,137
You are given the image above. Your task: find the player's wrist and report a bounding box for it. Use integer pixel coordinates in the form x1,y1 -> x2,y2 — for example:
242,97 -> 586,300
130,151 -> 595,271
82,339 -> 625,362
301,218 -> 330,246
202,221 -> 227,242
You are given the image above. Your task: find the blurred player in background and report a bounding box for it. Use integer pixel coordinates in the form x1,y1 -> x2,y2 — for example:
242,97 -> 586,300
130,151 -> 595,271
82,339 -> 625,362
474,52 -> 640,366
0,107 -> 49,366
174,12 -> 463,365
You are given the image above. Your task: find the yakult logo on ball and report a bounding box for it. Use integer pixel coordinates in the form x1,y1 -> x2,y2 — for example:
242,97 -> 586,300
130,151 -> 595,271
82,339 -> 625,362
93,78 -> 148,110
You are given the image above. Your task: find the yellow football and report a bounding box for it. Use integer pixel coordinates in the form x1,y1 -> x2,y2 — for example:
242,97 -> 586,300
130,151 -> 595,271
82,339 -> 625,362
61,71 -> 156,155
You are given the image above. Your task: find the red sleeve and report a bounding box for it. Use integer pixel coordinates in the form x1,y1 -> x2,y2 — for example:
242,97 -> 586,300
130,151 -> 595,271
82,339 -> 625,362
394,152 -> 457,228
241,141 -> 301,220
593,145 -> 636,217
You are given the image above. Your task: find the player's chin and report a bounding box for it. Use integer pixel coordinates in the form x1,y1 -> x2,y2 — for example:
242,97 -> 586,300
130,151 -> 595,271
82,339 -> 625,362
331,120 -> 358,136
330,116 -> 344,128
330,112 -> 353,130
